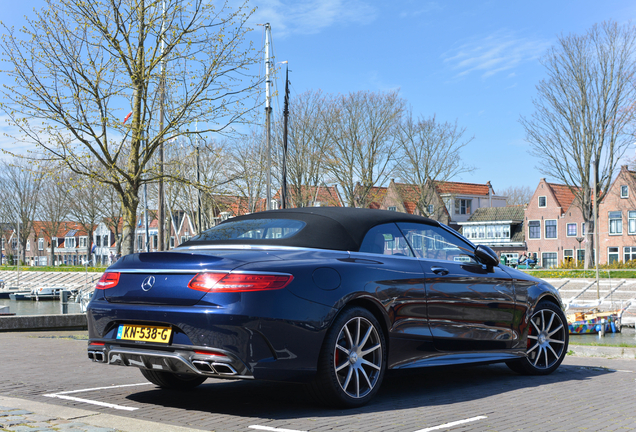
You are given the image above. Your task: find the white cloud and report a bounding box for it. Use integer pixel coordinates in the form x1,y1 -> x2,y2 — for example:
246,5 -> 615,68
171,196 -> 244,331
442,30 -> 551,79
250,0 -> 378,37
399,2 -> 442,18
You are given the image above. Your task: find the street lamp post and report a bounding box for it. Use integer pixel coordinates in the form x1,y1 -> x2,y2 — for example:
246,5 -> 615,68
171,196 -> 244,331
575,237 -> 584,266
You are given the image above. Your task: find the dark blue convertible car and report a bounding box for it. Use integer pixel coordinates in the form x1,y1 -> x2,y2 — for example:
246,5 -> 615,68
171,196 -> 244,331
86,207 -> 568,407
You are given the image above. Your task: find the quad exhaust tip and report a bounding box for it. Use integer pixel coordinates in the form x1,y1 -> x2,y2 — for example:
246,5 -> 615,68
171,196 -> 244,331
192,360 -> 237,375
88,350 -> 106,363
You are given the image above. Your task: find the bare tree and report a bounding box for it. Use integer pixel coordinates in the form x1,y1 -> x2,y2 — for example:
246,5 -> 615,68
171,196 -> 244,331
323,90 -> 405,207
394,114 -> 474,218
102,184 -> 124,255
277,90 -> 330,208
67,175 -> 108,264
0,158 -> 43,264
521,21 -> 636,268
0,0 -> 260,256
498,185 -> 534,206
227,130 -> 269,213
37,166 -> 70,265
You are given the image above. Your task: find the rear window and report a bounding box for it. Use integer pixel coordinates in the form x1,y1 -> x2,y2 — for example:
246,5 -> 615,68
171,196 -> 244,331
189,219 -> 306,242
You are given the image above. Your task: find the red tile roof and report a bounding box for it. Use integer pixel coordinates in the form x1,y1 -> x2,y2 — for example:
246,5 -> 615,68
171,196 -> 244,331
364,186 -> 387,209
547,183 -> 579,211
434,181 -> 492,196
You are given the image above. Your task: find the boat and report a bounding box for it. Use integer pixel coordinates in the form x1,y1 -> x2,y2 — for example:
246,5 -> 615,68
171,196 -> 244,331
8,291 -> 30,301
28,287 -> 74,301
567,310 -> 623,334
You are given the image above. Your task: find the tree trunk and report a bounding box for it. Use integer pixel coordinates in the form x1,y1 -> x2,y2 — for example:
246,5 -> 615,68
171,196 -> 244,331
50,241 -> 55,267
121,189 -> 139,256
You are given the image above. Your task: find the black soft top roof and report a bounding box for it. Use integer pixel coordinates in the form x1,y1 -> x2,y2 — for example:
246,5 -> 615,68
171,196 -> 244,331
181,207 -> 439,251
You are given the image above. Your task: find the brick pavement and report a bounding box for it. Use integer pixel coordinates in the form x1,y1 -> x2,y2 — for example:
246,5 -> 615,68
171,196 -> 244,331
1,330 -> 635,431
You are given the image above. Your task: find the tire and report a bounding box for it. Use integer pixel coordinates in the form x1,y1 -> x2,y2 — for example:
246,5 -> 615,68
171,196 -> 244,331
308,306 -> 386,408
506,300 -> 569,375
140,369 -> 207,389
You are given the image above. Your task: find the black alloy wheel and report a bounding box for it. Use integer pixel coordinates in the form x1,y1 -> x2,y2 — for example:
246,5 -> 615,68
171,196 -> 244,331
140,369 -> 207,389
308,306 -> 386,408
507,300 -> 569,375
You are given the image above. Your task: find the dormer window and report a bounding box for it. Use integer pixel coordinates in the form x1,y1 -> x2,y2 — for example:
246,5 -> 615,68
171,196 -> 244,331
538,196 -> 547,207
621,185 -> 629,198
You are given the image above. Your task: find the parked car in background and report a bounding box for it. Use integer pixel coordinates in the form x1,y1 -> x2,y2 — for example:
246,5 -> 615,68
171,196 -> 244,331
86,207 -> 568,408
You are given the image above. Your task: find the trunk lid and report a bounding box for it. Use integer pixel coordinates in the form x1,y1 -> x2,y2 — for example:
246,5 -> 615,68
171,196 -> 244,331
103,250 -> 281,305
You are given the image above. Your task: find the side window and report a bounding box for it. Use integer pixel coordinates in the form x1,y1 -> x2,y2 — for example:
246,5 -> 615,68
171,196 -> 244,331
397,222 -> 478,264
359,223 -> 414,257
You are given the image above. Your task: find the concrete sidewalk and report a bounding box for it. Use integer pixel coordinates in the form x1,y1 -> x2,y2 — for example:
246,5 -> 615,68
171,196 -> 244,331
0,395 -> 201,432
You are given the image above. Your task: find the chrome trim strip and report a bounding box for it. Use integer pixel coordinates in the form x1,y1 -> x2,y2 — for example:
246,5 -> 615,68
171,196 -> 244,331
113,269 -> 294,276
349,251 -> 419,262
175,244 -> 350,255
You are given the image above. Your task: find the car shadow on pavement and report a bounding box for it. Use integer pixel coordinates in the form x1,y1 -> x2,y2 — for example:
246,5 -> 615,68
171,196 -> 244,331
124,362 -> 611,420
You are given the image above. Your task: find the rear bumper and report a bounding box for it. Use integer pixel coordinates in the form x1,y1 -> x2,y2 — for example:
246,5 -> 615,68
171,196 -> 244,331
87,343 -> 252,379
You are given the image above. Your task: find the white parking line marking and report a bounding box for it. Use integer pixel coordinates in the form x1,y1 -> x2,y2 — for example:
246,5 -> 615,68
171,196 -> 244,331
413,415 -> 488,432
43,383 -> 152,411
249,426 -> 307,432
44,394 -> 138,411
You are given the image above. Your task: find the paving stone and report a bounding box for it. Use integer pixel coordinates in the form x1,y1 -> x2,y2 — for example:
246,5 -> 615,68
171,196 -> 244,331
0,410 -> 33,417
0,416 -> 33,427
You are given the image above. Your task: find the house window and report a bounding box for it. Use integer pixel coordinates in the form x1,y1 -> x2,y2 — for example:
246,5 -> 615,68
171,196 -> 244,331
538,196 -> 547,207
65,237 -> 75,248
624,246 -> 636,262
170,236 -> 175,248
388,206 -> 397,211
581,223 -> 585,235
542,252 -> 557,268
152,235 -> 158,249
608,247 -> 619,264
1,238 -> 4,250
26,240 -> 30,251
621,185 -> 629,198
180,236 -> 186,244
137,234 -> 143,250
629,211 -> 636,234
427,204 -> 434,215
566,223 -> 577,237
545,220 -> 557,239
564,249 -> 574,263
454,199 -> 471,215
79,237 -> 87,248
609,211 -> 622,235
95,235 -> 101,247
12,239 -> 18,250
528,221 -> 540,239
38,238 -> 44,251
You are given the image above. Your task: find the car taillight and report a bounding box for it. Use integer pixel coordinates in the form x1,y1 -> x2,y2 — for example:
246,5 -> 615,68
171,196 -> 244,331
95,272 -> 120,290
187,272 -> 293,292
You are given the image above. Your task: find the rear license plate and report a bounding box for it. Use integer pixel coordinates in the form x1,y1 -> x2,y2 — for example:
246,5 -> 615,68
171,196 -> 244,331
116,325 -> 172,343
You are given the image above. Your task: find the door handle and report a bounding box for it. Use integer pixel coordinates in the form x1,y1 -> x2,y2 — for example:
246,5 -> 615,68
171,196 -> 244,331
430,266 -> 449,276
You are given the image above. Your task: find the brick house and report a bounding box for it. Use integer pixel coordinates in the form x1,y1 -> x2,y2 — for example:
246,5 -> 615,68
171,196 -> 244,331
379,179 -> 506,230
457,205 -> 526,263
597,165 -> 636,264
524,179 -> 586,268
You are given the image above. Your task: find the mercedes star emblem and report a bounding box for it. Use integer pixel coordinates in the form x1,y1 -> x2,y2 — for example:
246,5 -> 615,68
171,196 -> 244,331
141,275 -> 156,291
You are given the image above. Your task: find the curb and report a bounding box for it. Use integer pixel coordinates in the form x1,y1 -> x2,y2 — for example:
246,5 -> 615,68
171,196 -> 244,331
0,395 -> 202,432
569,344 -> 636,359
0,313 -> 87,331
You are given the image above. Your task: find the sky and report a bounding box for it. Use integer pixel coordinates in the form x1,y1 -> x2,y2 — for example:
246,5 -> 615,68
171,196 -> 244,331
1,0 -> 635,194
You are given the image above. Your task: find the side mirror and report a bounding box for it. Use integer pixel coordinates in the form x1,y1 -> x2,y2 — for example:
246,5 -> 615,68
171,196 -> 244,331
474,245 -> 499,267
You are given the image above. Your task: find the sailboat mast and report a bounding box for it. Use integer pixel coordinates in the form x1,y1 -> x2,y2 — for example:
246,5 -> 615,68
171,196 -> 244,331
281,62 -> 289,209
264,23 -> 272,211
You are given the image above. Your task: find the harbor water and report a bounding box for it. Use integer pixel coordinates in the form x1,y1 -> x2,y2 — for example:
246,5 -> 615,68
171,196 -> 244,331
0,298 -> 82,316
569,326 -> 636,346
